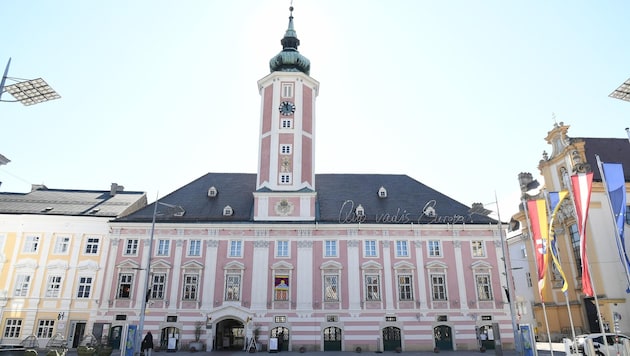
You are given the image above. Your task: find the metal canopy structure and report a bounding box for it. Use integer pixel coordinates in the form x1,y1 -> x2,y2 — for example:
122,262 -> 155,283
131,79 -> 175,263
609,78 -> 630,102
3,78 -> 61,106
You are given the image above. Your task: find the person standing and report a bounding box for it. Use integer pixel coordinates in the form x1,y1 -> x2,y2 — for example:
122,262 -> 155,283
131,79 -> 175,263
142,331 -> 154,356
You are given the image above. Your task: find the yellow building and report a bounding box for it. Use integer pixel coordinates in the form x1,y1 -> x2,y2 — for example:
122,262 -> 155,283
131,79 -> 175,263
0,183 -> 145,348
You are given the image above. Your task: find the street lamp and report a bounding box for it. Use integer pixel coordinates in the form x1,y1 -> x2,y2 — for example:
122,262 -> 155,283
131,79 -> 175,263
135,200 -> 185,356
0,58 -> 60,106
470,196 -> 522,355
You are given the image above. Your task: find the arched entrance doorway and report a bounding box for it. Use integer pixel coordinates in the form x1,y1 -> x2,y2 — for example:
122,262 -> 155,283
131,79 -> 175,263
382,327 -> 401,351
270,326 -> 289,351
323,326 -> 342,351
433,325 -> 453,351
160,326 -> 181,351
215,318 -> 245,351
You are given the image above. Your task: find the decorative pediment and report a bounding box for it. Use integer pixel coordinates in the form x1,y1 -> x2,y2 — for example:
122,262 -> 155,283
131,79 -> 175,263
393,261 -> 416,270
182,261 -> 204,270
470,260 -> 493,270
425,261 -> 448,270
224,261 -> 245,270
76,260 -> 100,271
361,261 -> 383,270
14,259 -> 38,270
271,261 -> 294,270
46,260 -> 69,270
116,259 -> 140,270
151,260 -> 172,270
320,261 -> 343,270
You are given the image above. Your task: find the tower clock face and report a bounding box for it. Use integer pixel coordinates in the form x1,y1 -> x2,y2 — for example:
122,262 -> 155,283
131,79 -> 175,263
279,101 -> 296,116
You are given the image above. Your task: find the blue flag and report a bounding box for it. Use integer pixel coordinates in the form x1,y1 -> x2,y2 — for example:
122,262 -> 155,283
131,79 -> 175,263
602,162 -> 630,292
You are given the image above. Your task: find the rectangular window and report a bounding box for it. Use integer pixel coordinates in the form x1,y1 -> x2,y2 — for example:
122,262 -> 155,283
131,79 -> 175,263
229,241 -> 242,257
431,274 -> 447,301
428,240 -> 442,257
526,272 -> 532,288
280,145 -> 292,154
117,274 -> 133,299
281,119 -> 292,129
398,275 -> 413,301
53,236 -> 70,254
476,274 -> 493,301
225,274 -> 241,301
324,240 -> 337,257
188,240 -> 202,256
77,277 -> 92,298
395,241 -> 409,257
36,320 -> 55,339
282,83 -> 294,98
46,275 -> 62,298
472,241 -> 485,257
280,174 -> 292,184
183,274 -> 199,301
274,275 -> 289,301
324,275 -> 339,302
570,223 -> 582,276
3,319 -> 22,338
124,239 -> 139,255
157,240 -> 170,256
521,246 -> 527,258
364,240 -> 377,257
365,275 -> 380,301
276,241 -> 289,257
85,237 -> 100,254
151,273 -> 166,299
14,274 -> 31,297
24,235 -> 39,253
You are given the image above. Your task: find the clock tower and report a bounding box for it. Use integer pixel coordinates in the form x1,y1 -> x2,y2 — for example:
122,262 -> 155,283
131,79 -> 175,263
254,6 -> 319,221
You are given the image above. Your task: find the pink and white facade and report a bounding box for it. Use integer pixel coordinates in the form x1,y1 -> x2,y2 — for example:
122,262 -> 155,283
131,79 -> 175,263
94,6 -> 516,353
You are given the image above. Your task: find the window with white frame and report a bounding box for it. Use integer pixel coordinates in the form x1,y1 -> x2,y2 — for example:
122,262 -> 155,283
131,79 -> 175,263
274,275 -> 289,301
395,240 -> 409,257
37,319 -> 55,339
77,276 -> 92,298
365,275 -> 381,301
151,273 -> 166,299
280,145 -> 292,154
476,274 -> 493,301
225,274 -> 241,301
324,240 -> 338,257
188,240 -> 202,256
324,274 -> 339,302
117,273 -> 133,299
157,239 -> 170,256
183,274 -> 199,301
14,274 -> 31,297
364,240 -> 377,257
36,319 -> 55,339
124,239 -> 139,255
3,319 -> 22,338
84,237 -> 100,254
276,241 -> 289,257
53,235 -> 70,254
428,240 -> 442,257
282,83 -> 294,98
23,235 -> 39,253
45,275 -> 62,298
229,240 -> 243,257
279,174 -> 292,184
281,119 -> 293,129
431,274 -> 447,301
472,241 -> 485,257
397,275 -> 413,301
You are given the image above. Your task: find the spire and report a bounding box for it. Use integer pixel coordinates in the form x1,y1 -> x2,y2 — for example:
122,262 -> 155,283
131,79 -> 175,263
269,5 -> 311,75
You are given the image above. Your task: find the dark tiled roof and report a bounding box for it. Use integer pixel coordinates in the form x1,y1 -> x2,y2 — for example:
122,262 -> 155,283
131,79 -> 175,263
115,173 -> 496,225
0,187 -> 147,218
577,137 -> 630,181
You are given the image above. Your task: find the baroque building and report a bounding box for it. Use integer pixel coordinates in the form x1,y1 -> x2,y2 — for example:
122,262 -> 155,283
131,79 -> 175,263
509,122 -> 630,341
94,7 -> 515,353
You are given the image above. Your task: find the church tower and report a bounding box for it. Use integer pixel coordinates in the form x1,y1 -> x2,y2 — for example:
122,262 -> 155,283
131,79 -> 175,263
253,6 -> 319,221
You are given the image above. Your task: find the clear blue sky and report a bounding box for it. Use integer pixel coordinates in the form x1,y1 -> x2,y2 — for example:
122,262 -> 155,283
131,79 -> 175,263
2,1 -> 630,219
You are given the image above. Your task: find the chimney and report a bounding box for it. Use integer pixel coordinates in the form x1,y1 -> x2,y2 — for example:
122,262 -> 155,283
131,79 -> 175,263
110,183 -> 124,196
31,184 -> 48,192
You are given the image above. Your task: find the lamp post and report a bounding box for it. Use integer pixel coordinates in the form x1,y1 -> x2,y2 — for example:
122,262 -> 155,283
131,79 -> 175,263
471,196 -> 522,355
135,200 -> 185,356
1,58 -> 61,105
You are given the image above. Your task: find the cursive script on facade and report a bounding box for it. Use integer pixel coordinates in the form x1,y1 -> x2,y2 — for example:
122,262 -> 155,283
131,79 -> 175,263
338,200 -> 466,224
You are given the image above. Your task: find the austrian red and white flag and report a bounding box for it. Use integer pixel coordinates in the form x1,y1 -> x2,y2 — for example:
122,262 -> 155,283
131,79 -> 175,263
571,172 -> 594,297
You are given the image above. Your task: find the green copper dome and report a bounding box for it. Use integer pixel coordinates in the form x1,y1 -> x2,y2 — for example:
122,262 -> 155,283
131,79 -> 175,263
269,6 -> 311,75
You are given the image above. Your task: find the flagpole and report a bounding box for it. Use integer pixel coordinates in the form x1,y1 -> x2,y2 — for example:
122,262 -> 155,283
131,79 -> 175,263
522,198 -> 552,356
565,171 -> 611,356
595,155 -> 630,290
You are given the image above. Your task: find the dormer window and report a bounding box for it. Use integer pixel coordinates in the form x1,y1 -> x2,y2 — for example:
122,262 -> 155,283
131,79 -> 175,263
356,204 -> 365,217
208,186 -> 218,198
378,186 -> 387,198
223,205 -> 233,216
